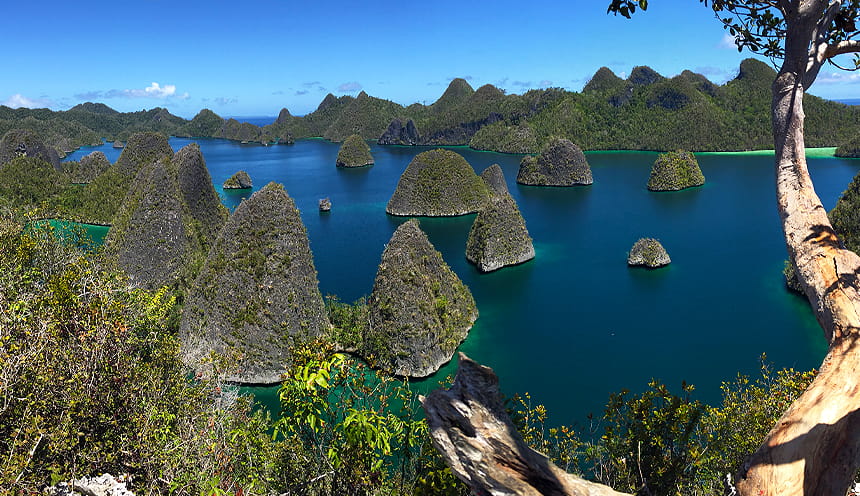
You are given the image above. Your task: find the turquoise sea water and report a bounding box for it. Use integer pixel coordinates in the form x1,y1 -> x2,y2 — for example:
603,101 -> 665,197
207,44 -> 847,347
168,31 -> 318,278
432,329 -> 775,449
64,140 -> 858,425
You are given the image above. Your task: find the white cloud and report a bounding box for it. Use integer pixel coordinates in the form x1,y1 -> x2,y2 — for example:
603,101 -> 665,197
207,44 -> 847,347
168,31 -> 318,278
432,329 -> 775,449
103,82 -> 189,100
718,33 -> 738,50
2,93 -> 53,108
816,71 -> 860,84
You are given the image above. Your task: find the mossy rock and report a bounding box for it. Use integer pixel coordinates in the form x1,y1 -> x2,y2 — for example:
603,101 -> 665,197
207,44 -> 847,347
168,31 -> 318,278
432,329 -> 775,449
367,219 -> 478,377
647,150 -> 705,191
627,238 -> 671,268
180,182 -> 329,384
336,134 -> 374,167
387,149 -> 491,216
466,193 -> 535,272
115,132 -> 174,177
480,164 -> 509,196
105,143 -> 226,289
63,151 -> 110,184
517,137 -> 592,186
224,170 -> 253,189
0,129 -> 61,171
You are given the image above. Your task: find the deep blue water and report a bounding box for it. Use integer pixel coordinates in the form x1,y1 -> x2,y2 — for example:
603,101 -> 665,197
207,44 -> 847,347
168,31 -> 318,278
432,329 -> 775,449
64,140 -> 859,425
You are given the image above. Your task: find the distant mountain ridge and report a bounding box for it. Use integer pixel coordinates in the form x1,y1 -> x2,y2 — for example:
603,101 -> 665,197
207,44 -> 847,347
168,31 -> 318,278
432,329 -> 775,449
4,58 -> 860,154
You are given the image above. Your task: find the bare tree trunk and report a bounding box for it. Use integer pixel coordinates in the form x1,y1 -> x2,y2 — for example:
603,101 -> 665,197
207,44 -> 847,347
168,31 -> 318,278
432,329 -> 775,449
735,57 -> 860,496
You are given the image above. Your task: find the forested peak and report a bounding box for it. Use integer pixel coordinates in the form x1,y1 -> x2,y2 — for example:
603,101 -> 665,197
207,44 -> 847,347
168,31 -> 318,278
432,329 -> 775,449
473,84 -> 505,100
734,58 -> 777,84
276,107 -> 291,124
583,66 -> 625,92
316,93 -> 341,112
433,78 -> 476,109
193,109 -> 221,120
628,66 -> 664,86
68,102 -> 119,115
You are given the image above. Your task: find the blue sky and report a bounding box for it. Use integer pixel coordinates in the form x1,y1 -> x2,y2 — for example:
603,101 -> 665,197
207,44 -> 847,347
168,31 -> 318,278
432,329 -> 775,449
3,0 -> 858,118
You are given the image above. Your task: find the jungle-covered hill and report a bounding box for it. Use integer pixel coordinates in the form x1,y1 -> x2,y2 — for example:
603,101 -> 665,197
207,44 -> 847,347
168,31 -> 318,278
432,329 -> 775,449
3,58 -> 859,155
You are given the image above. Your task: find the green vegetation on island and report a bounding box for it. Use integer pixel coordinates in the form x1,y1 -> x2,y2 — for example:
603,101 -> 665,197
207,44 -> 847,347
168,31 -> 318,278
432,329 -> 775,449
517,137 -> 593,186
0,59 -> 858,160
366,219 -> 478,377
63,150 -> 111,184
386,149 -> 492,216
335,134 -> 374,167
836,134 -> 860,158
829,169 -> 860,254
180,182 -> 329,384
223,170 -> 253,189
627,237 -> 671,268
647,150 -> 705,191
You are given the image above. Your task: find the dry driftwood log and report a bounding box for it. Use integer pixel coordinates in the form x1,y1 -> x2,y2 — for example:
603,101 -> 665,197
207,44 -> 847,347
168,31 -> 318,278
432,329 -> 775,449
422,353 -> 631,496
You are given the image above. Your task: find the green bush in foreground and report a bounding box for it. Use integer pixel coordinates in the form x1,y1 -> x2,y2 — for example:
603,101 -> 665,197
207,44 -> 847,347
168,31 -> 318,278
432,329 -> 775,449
0,223 -> 275,494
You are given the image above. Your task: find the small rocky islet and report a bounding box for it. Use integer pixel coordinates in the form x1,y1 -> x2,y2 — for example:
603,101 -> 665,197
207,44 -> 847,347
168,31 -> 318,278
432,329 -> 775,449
223,170 -> 253,189
386,148 -> 491,216
647,150 -> 705,191
367,219 -> 478,377
336,134 -> 374,167
627,238 -> 671,268
517,137 -> 593,186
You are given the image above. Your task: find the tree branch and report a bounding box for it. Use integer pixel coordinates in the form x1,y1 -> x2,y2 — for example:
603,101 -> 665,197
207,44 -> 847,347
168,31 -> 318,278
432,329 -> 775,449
825,39 -> 860,57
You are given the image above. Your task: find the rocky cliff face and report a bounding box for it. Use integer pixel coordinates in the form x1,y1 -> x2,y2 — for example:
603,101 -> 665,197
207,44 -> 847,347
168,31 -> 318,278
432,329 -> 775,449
105,159 -> 189,289
0,129 -> 61,170
517,137 -> 592,186
479,164 -> 509,196
336,134 -> 374,167
387,149 -> 491,216
115,132 -> 174,177
174,143 -> 229,246
64,151 -> 111,184
647,150 -> 705,191
627,238 -> 671,268
180,182 -> 329,384
105,143 -> 225,289
466,193 -> 534,273
367,219 -> 478,377
223,170 -> 253,189
378,118 -> 420,145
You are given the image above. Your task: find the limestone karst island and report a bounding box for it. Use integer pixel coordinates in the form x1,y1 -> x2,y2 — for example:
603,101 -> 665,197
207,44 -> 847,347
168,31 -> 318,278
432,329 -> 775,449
5,3 -> 860,493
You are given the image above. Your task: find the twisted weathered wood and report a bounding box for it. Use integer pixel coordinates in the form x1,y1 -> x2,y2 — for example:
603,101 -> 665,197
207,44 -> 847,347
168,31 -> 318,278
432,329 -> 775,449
422,353 -> 630,496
